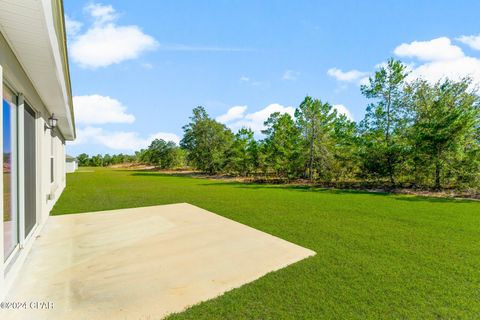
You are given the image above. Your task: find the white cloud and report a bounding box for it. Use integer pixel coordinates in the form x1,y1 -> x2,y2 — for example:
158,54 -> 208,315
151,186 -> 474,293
71,127 -> 180,151
457,34 -> 480,51
327,68 -> 369,84
282,70 -> 299,81
393,37 -> 480,86
65,15 -> 82,37
332,104 -> 354,121
218,104 -> 295,134
216,105 -> 247,123
240,76 -> 250,82
70,91 -> 180,150
71,25 -> 158,69
331,36 -> 480,88
394,37 -> 464,61
73,95 -> 135,125
69,3 -> 158,68
358,76 -> 370,86
84,3 -> 117,26
148,132 -> 181,145
407,56 -> 480,85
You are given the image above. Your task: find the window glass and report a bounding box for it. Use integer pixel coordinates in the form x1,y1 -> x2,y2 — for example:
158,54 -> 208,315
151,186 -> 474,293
3,84 -> 18,261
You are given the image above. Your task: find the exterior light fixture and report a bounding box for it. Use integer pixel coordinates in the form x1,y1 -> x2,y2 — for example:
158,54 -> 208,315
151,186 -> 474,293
45,113 -> 58,130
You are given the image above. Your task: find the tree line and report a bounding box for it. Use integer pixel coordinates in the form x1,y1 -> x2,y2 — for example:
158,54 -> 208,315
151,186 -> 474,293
76,141 -> 187,169
78,59 -> 480,190
76,153 -> 137,167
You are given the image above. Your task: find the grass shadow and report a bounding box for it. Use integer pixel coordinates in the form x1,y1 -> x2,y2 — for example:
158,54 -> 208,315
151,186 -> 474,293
199,181 -> 477,204
130,171 -> 192,177
196,180 -> 394,197
392,196 -> 475,203
128,170 -> 477,204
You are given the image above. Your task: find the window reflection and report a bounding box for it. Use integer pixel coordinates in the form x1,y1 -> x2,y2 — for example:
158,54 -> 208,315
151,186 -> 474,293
3,84 -> 18,261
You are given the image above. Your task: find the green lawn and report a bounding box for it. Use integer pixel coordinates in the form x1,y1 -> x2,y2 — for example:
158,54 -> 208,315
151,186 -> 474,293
53,168 -> 480,319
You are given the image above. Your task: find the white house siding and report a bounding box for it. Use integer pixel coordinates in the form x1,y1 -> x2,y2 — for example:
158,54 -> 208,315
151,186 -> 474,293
66,160 -> 78,173
0,30 -> 69,299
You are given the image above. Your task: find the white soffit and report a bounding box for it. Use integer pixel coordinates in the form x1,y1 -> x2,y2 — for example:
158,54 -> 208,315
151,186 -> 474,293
0,0 -> 75,140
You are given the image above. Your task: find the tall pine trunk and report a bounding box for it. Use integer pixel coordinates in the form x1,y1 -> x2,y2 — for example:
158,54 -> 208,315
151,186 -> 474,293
308,120 -> 316,181
386,86 -> 395,185
308,136 -> 314,181
434,148 -> 442,190
435,161 -> 441,190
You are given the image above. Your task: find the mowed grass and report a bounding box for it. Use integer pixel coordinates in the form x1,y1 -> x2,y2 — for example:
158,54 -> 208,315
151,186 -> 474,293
52,168 -> 480,319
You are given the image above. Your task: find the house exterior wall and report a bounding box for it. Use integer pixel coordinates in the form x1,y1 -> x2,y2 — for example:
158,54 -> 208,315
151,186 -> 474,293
0,31 -> 68,300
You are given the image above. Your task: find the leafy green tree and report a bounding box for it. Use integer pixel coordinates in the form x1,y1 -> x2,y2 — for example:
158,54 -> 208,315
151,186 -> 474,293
135,149 -> 148,163
110,153 -> 134,165
73,72 -> 480,192
112,154 -> 123,164
407,78 -> 480,189
331,114 -> 360,180
256,140 -> 269,178
360,58 -> 410,184
295,96 -> 336,181
170,147 -> 187,169
103,154 -> 112,166
226,128 -> 258,176
148,139 -> 174,168
262,112 -> 303,179
143,139 -> 185,169
90,154 -> 104,167
181,106 -> 234,173
76,153 -> 90,166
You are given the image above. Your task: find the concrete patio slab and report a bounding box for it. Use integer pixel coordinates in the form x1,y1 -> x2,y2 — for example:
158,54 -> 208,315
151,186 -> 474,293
2,203 -> 315,320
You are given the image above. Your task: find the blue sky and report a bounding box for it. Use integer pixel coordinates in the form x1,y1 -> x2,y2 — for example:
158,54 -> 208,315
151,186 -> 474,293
64,0 -> 480,155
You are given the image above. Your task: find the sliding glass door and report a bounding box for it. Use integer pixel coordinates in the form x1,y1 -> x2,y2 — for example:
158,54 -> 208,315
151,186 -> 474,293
24,103 -> 36,237
3,84 -> 18,261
